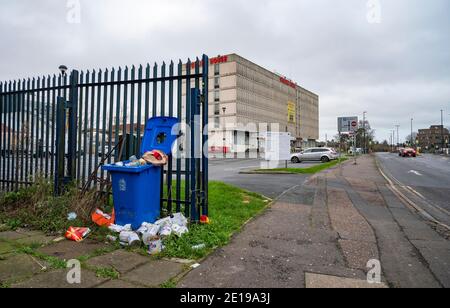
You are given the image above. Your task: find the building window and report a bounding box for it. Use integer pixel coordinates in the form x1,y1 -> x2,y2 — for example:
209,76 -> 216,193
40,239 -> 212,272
214,64 -> 220,76
214,117 -> 220,128
214,77 -> 220,89
214,104 -> 220,115
214,91 -> 220,102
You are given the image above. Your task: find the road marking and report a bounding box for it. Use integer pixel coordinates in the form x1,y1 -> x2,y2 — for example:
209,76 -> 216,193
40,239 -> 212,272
375,159 -> 450,232
408,170 -> 422,176
405,186 -> 426,199
405,186 -> 450,216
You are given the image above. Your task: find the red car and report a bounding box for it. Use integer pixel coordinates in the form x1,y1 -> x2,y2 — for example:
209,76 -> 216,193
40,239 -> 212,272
400,148 -> 417,157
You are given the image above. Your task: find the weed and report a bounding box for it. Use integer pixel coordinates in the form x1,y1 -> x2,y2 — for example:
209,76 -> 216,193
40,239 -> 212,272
95,267 -> 120,280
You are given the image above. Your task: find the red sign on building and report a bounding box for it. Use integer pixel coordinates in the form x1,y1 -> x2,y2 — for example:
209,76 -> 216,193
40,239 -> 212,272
190,55 -> 229,69
280,77 -> 296,89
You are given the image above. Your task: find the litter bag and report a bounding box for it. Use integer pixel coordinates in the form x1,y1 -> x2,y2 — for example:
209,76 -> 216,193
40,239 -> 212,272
92,209 -> 115,227
65,227 -> 91,242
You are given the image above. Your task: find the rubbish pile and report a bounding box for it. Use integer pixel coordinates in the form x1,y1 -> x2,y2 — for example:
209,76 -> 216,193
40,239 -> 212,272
108,213 -> 189,255
112,150 -> 168,168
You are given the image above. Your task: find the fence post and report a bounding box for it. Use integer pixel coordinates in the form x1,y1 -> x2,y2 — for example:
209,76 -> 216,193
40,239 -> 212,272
190,88 -> 201,222
201,55 -> 209,217
67,70 -> 79,182
54,97 -> 66,195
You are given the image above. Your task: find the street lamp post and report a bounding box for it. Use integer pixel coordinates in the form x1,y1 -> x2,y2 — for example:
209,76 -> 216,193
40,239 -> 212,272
411,118 -> 414,148
441,110 -> 444,153
363,111 -> 367,154
222,107 -> 227,158
395,125 -> 400,148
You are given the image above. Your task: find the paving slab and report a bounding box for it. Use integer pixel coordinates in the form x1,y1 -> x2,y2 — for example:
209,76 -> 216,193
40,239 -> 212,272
86,250 -> 149,274
16,234 -> 57,247
0,241 -> 16,255
122,260 -> 185,287
37,239 -> 110,261
0,231 -> 29,241
15,229 -> 47,237
11,268 -> 108,288
339,239 -> 379,270
0,254 -> 47,283
97,279 -> 144,288
305,272 -> 388,288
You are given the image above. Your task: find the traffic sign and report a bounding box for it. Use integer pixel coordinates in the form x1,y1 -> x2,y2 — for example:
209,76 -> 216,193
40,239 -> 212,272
338,117 -> 359,133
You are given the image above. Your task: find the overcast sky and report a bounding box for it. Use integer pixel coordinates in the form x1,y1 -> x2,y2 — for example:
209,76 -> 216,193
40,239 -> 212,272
0,0 -> 449,142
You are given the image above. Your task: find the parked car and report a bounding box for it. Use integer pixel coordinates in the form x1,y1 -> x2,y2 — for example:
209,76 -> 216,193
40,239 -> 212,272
291,147 -> 338,163
400,148 -> 417,157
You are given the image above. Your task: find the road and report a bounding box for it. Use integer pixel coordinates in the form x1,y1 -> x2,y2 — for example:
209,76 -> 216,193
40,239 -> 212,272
208,158 -> 319,199
376,153 -> 450,229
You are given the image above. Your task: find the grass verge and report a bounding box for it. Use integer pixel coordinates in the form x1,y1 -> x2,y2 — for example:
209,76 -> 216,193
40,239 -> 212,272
1,179 -> 271,262
160,181 -> 270,260
252,158 -> 349,174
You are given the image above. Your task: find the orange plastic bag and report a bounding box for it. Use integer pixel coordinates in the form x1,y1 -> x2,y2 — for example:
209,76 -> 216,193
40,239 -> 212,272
91,209 -> 115,227
65,227 -> 91,242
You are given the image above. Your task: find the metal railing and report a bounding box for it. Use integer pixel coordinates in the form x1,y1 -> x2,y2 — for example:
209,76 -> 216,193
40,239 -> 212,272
0,55 -> 209,221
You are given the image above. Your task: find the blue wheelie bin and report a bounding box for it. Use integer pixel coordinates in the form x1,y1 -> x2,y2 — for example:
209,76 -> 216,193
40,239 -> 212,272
102,117 -> 179,230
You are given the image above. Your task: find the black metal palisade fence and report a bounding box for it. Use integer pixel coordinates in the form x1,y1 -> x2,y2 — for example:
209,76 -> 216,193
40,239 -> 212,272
0,55 -> 210,221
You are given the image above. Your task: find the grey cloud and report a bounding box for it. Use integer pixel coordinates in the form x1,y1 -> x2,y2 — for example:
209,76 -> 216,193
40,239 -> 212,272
0,0 -> 449,142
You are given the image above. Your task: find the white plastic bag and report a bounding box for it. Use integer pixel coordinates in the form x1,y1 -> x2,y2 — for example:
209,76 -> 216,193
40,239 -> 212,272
172,224 -> 189,237
159,225 -> 172,237
171,213 -> 188,227
155,217 -> 172,228
142,225 -> 161,245
109,224 -> 132,233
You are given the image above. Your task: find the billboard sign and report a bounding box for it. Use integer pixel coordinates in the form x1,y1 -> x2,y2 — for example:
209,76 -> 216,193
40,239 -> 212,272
338,117 -> 359,133
264,132 -> 294,161
287,101 -> 296,124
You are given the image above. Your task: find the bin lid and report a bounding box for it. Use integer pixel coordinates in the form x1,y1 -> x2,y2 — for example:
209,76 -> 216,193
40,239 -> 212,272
140,117 -> 179,156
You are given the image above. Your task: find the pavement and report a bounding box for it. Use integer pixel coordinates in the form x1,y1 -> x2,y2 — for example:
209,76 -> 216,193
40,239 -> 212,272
0,229 -> 191,288
178,155 -> 450,288
1,154 -> 449,288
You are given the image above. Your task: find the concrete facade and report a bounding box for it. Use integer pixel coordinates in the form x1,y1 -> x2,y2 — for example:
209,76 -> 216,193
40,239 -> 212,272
183,54 -> 319,154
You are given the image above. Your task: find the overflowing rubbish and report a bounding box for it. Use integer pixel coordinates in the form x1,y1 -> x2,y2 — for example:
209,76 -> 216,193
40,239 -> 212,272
119,231 -> 141,247
92,209 -> 115,227
142,150 -> 168,166
65,227 -> 91,242
192,244 -> 206,250
200,215 -> 210,225
107,213 -> 190,254
110,150 -> 169,169
102,117 -> 179,229
67,212 -> 77,221
172,224 -> 189,237
109,224 -> 132,233
106,235 -> 117,243
125,158 -> 147,167
159,225 -> 173,238
148,239 -> 164,255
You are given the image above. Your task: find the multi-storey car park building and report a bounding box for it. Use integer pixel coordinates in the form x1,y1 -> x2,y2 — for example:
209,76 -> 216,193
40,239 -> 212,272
182,53 -> 319,154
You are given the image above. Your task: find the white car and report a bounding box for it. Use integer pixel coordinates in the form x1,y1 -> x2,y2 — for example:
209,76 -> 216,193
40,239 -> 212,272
291,148 -> 338,163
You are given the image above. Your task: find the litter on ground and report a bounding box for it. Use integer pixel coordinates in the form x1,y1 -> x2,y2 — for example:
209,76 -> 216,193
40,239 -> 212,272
108,213 -> 190,253
65,227 -> 91,242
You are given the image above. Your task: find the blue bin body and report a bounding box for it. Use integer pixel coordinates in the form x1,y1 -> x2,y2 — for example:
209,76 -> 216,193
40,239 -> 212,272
102,117 -> 179,230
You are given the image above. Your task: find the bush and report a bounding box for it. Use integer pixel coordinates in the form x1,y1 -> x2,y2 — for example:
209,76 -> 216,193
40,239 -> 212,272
0,179 -> 106,234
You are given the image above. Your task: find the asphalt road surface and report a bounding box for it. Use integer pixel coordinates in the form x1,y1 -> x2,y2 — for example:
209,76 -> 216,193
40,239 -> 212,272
376,153 -> 450,228
208,158 -> 319,199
